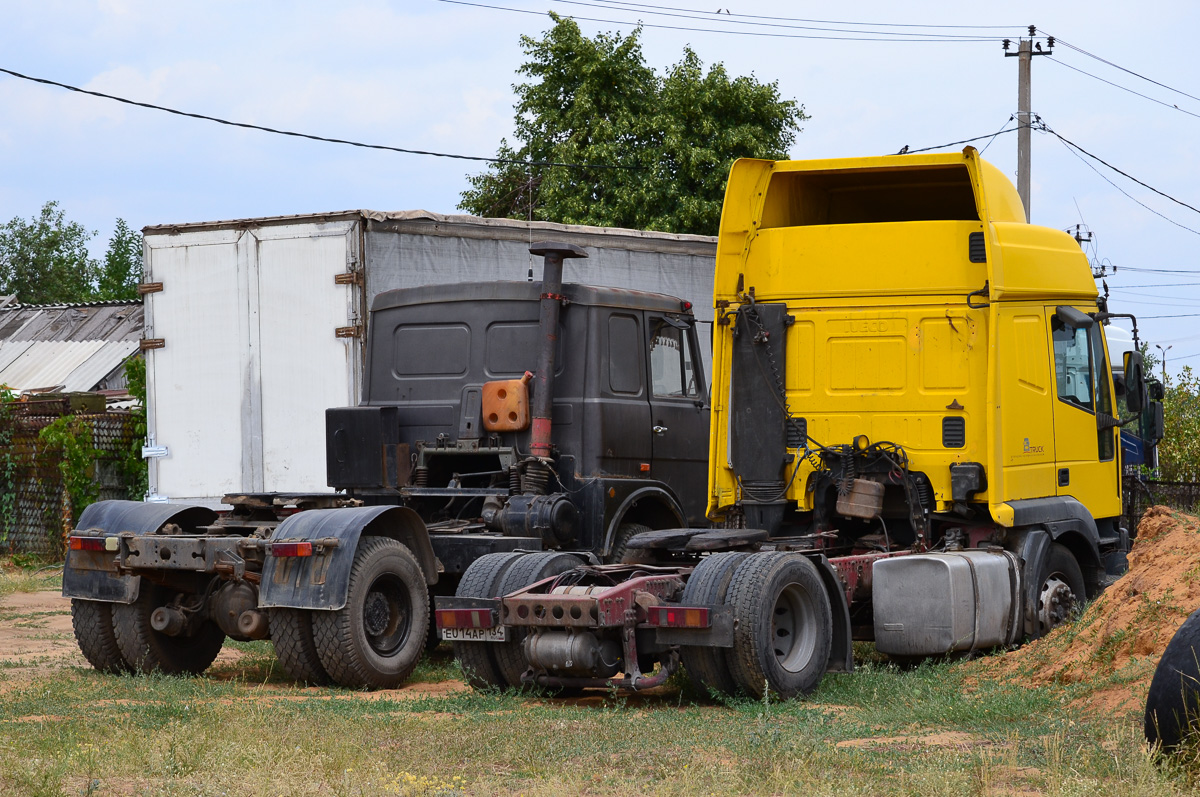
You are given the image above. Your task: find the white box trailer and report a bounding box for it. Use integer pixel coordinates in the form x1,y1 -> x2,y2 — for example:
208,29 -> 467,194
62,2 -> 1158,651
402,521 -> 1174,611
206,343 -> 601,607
141,210 -> 717,506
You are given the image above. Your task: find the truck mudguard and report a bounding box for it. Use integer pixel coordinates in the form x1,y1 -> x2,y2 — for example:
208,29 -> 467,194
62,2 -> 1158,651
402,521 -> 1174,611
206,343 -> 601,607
1007,496 -> 1103,578
805,553 -> 854,674
603,484 -> 687,558
1009,528 -> 1051,638
259,505 -> 438,611
62,500 -> 219,604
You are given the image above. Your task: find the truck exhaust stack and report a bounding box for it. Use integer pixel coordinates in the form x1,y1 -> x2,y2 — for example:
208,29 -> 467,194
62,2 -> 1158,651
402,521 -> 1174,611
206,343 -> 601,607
527,242 -> 588,459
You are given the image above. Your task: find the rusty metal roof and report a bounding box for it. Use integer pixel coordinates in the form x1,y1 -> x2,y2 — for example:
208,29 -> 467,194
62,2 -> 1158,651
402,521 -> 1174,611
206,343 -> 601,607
0,301 -> 143,392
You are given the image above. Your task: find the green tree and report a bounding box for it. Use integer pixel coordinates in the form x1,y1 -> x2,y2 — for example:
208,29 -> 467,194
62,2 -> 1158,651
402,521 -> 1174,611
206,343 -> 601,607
0,202 -> 142,304
459,14 -> 806,236
95,218 -> 142,301
1157,365 -> 1200,482
0,201 -> 98,304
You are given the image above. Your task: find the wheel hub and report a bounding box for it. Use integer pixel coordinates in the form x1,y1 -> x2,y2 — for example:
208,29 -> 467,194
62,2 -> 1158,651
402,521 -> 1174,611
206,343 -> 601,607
363,592 -> 391,636
1038,576 -> 1077,631
772,583 -> 819,673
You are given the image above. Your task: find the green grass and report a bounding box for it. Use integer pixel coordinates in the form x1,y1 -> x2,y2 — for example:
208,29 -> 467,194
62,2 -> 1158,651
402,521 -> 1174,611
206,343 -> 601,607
0,641 -> 1194,796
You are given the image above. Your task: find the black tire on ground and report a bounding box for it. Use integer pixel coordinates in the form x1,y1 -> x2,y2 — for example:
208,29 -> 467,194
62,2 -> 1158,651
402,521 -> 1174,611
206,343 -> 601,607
71,598 -> 129,674
679,552 -> 750,697
1145,606 -> 1200,750
1034,543 -> 1087,637
606,522 -> 650,564
451,551 -> 528,691
725,552 -> 833,699
112,585 -> 226,676
270,608 -> 331,685
493,552 -> 584,688
312,536 -> 430,690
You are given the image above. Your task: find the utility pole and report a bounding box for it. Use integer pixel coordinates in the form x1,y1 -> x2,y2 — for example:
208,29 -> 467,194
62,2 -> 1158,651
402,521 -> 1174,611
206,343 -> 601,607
1004,27 -> 1053,222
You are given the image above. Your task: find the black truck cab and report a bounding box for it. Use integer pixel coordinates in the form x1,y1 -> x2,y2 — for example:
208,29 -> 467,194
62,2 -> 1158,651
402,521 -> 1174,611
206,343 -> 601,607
325,280 -> 710,578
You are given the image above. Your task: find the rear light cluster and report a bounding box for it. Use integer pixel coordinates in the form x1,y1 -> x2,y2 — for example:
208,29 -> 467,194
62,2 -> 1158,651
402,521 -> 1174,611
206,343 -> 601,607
68,536 -> 117,552
436,608 -> 494,630
644,606 -> 710,629
270,541 -> 313,557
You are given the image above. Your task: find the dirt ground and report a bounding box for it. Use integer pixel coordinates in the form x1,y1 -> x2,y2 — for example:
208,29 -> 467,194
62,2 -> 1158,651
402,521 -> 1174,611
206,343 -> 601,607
969,506 -> 1200,715
0,588 -> 470,701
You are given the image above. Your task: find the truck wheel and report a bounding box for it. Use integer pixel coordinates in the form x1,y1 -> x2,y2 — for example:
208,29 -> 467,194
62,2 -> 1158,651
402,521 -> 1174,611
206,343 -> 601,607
607,522 -> 650,564
679,552 -> 749,697
271,608 -> 331,685
312,536 -> 429,690
493,552 -> 584,688
71,599 -> 129,674
112,585 -> 226,675
452,552 -> 527,691
726,552 -> 832,699
1035,543 -> 1086,636
1145,606 -> 1200,750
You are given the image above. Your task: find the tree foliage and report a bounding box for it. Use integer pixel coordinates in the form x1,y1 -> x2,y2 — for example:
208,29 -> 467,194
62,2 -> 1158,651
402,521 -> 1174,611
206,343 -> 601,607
0,201 -> 141,304
1157,366 -> 1200,482
459,14 -> 806,236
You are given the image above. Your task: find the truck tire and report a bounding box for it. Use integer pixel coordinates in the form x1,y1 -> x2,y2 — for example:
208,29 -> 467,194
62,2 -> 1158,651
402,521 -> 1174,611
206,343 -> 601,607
607,522 -> 650,564
271,608 -> 331,686
679,552 -> 750,697
71,599 -> 129,674
452,552 -> 528,691
312,536 -> 429,690
112,585 -> 226,675
493,552 -> 584,688
1145,606 -> 1200,750
726,552 -> 832,699
1034,543 -> 1086,636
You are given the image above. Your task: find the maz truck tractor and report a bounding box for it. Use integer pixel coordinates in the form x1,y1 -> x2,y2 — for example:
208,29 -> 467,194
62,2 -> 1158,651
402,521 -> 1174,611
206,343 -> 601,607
436,147 -> 1162,699
62,243 -> 711,689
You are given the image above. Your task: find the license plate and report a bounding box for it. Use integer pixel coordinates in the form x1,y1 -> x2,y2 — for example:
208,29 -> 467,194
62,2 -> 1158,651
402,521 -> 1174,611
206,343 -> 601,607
440,626 -> 507,642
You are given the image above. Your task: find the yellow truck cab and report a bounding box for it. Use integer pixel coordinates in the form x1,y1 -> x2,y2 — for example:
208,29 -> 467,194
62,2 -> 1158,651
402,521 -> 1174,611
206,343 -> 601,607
706,147 -> 1148,639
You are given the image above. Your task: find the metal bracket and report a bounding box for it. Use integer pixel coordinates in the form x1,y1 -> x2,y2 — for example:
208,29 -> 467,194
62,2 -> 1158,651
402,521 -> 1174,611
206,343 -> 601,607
334,325 -> 363,339
142,445 -> 169,459
139,338 -> 165,350
137,282 -> 164,295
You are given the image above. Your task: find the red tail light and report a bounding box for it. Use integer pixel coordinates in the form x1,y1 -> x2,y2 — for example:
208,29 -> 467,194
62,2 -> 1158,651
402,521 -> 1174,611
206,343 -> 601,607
68,536 -> 111,552
436,608 -> 495,630
270,541 -> 313,557
644,606 -> 710,628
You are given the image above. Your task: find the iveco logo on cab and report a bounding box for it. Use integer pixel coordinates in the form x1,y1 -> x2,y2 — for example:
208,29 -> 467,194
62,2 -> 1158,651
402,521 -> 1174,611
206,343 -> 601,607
1023,437 -> 1045,454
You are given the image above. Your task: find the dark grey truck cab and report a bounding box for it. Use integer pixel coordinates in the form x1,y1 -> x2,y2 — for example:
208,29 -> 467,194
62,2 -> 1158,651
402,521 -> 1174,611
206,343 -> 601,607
326,280 -> 710,584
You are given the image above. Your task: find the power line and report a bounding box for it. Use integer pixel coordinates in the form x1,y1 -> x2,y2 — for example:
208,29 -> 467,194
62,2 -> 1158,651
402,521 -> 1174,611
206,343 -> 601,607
1045,57 -> 1200,121
0,66 -> 635,171
588,0 -> 1022,29
548,0 -> 1013,39
1039,31 -> 1200,105
1141,313 -> 1200,319
900,120 -> 1022,155
1044,123 -> 1200,237
1110,283 -> 1200,288
436,0 -> 1002,42
1041,122 -> 1200,217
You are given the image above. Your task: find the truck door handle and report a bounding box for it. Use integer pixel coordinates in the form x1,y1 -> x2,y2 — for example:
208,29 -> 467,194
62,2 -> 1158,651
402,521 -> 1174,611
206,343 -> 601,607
652,425 -> 668,436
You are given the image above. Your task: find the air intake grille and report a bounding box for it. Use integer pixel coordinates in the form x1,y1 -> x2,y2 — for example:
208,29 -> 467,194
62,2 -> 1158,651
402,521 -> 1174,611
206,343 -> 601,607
943,417 -> 966,448
968,232 -> 987,263
786,417 -> 807,449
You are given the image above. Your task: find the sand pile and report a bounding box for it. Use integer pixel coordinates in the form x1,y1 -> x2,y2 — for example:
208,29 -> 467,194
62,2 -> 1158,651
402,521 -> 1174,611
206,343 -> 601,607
970,506 -> 1200,714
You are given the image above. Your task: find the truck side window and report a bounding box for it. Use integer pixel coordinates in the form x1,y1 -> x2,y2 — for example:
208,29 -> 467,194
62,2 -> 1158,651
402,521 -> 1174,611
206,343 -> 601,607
1052,318 -> 1093,412
609,313 -> 643,395
1089,325 -> 1116,461
650,318 -> 699,398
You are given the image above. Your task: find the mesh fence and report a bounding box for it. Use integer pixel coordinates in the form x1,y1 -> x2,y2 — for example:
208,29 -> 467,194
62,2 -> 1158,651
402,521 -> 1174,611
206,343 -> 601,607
1,412 -> 142,557
1123,476 -> 1200,534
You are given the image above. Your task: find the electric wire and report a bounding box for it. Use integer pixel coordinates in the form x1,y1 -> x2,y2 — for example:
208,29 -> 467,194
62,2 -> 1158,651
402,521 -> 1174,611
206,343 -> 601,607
1041,121 -> 1200,218
1045,56 -> 1200,121
1038,31 -> 1200,105
547,0 -> 1012,39
900,120 -> 1022,155
437,0 -> 1002,42
587,0 -> 1022,29
0,66 -> 636,170
1045,123 -> 1200,237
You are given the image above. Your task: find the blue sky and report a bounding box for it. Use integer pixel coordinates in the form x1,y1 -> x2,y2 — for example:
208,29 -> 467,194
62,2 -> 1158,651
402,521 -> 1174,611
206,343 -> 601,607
2,1 -> 1198,375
